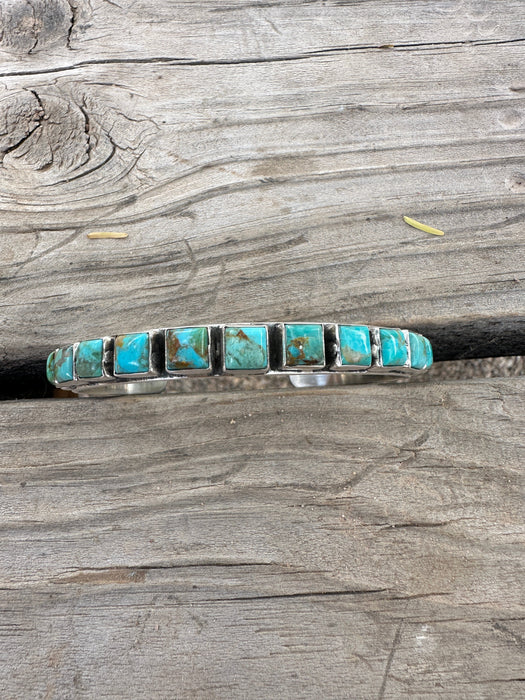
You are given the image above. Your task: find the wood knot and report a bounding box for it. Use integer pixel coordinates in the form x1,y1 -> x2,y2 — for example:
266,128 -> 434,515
0,89 -> 94,178
505,172 -> 525,194
0,88 -> 159,217
0,0 -> 87,53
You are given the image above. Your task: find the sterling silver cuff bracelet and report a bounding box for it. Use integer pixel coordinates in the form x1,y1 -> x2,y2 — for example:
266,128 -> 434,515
46,322 -> 433,397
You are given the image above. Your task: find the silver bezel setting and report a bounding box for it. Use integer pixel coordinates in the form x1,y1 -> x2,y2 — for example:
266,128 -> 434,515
50,343 -> 76,388
370,327 -> 412,376
330,323 -> 373,372
113,330 -> 160,380
73,336 -> 114,384
165,325 -> 213,377
278,322 -> 327,372
406,330 -> 431,371
221,323 -> 270,376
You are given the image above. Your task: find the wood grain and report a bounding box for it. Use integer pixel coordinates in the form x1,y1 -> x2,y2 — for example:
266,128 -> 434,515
0,377 -> 524,698
0,378 -> 525,700
0,2 -> 524,693
0,0 -> 524,390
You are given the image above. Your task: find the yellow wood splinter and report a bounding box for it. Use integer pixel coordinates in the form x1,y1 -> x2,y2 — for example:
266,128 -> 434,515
87,231 -> 129,239
403,216 -> 444,236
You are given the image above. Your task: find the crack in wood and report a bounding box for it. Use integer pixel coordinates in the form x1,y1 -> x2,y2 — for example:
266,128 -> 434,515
1,37 -> 525,79
208,588 -> 390,603
378,619 -> 404,700
66,0 -> 77,50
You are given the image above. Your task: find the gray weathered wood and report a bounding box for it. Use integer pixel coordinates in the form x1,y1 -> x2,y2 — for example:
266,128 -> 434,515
1,1 -> 524,696
0,377 -> 523,698
0,0 -> 524,387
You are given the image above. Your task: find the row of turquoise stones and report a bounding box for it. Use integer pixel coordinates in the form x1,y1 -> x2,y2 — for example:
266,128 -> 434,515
46,324 -> 433,385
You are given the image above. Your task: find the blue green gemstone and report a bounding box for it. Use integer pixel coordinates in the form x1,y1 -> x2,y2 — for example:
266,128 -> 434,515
409,332 -> 433,370
225,326 -> 268,371
423,337 -> 433,367
408,332 -> 425,369
54,346 -> 74,383
76,338 -> 104,378
284,324 -> 325,367
166,327 -> 209,371
46,351 -> 55,384
114,333 -> 150,374
338,325 -> 372,366
380,328 -> 408,366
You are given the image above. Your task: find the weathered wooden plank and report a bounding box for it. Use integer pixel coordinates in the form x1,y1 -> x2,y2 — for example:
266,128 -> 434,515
2,0 -> 524,66
0,0 -> 524,386
0,377 -> 523,697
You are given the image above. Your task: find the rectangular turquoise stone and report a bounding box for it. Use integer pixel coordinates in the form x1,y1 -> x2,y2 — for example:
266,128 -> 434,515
224,326 -> 268,371
46,351 -> 55,384
338,325 -> 372,367
166,327 -> 209,371
409,332 -> 433,369
284,323 -> 325,367
54,345 -> 74,383
114,332 -> 150,375
422,337 -> 433,367
76,338 -> 104,378
379,328 -> 408,366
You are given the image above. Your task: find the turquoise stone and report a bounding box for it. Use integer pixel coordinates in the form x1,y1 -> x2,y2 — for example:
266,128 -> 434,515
114,332 -> 150,374
409,332 -> 433,370
380,328 -> 408,366
338,325 -> 372,367
284,323 -> 325,367
54,346 -> 74,383
76,338 -> 104,378
46,351 -> 55,384
166,327 -> 209,371
423,337 -> 433,367
225,326 -> 268,370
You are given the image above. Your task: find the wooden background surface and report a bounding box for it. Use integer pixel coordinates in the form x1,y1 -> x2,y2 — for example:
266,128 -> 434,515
0,0 -> 524,697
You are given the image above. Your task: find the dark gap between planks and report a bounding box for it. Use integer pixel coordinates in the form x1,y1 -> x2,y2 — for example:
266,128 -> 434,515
1,318 -> 523,400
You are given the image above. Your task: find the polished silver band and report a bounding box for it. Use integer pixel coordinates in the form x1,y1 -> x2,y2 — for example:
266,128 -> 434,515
46,322 -> 433,397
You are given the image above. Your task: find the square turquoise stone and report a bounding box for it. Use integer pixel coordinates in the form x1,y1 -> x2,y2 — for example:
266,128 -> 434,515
46,351 -> 55,384
284,323 -> 325,367
114,332 -> 150,375
54,345 -> 74,383
379,328 -> 408,367
224,326 -> 268,371
76,338 -> 104,378
166,327 -> 209,371
409,332 -> 433,370
422,337 -> 433,367
338,325 -> 372,367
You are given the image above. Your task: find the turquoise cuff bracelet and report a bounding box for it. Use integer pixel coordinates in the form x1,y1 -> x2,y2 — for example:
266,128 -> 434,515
46,322 -> 433,397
